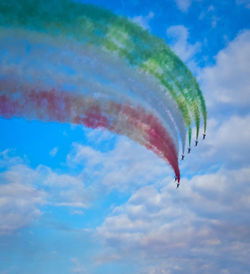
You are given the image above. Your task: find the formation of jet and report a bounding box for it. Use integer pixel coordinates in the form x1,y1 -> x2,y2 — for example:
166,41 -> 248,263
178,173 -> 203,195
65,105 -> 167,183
175,133 -> 207,189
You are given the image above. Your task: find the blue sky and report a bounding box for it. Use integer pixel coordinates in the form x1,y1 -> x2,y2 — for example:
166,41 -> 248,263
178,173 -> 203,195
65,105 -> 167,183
1,0 -> 250,273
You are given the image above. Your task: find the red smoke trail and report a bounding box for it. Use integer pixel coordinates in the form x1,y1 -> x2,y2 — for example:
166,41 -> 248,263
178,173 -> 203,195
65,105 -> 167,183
122,105 -> 180,180
0,83 -> 180,181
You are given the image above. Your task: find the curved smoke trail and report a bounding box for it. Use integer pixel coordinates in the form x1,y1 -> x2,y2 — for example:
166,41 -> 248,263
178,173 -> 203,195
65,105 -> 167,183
0,0 -> 207,181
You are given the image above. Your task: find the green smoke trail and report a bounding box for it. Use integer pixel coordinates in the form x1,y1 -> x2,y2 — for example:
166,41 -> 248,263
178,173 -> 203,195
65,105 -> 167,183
0,0 -> 207,147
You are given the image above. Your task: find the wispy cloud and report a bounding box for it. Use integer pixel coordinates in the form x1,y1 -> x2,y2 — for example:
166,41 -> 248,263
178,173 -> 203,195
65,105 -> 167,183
71,258 -> 87,274
166,25 -> 201,72
237,0 -> 250,9
179,114 -> 250,175
175,0 -> 192,12
130,11 -> 154,30
67,138 -> 172,193
0,151 -> 92,234
49,147 -> 58,157
0,182 -> 46,234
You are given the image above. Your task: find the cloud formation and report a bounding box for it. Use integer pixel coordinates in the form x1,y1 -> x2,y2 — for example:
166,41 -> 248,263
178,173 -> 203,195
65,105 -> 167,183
0,151 -> 91,234
175,0 -> 192,12
237,0 -> 250,9
200,30 -> 250,113
166,25 -> 201,72
94,28 -> 250,274
97,167 -> 250,273
67,137 -> 172,193
49,147 -> 58,157
131,11 -> 154,30
0,182 -> 45,234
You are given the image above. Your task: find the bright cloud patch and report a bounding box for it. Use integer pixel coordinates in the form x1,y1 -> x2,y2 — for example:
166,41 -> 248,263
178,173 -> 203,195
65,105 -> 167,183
0,136 -> 173,235
167,25 -> 200,62
0,151 -> 91,234
131,11 -> 154,30
200,30 -> 250,112
67,137 -> 172,192
97,167 -> 250,273
0,182 -> 45,234
166,25 -> 201,73
175,0 -> 192,12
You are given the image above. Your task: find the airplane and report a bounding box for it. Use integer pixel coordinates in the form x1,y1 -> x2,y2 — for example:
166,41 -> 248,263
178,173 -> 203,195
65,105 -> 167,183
174,176 -> 180,188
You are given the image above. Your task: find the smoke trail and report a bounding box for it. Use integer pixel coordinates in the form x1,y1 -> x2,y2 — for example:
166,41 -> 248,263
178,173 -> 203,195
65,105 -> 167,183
0,82 -> 180,181
0,27 -> 185,153
0,0 -> 207,180
0,0 -> 206,149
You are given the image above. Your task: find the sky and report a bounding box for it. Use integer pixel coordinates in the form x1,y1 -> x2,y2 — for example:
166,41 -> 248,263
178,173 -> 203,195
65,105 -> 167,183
0,0 -> 250,273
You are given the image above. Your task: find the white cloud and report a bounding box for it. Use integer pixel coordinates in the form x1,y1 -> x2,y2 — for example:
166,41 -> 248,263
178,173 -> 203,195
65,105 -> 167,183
71,258 -> 87,274
0,152 -> 46,234
71,210 -> 84,215
85,128 -> 115,144
0,164 -> 41,186
49,147 -> 58,157
198,5 -> 220,29
0,161 -> 90,209
0,183 -> 46,234
0,149 -> 24,168
68,144 -> 103,167
0,151 -> 91,234
0,136 -> 173,235
200,30 -> 250,112
237,0 -> 250,9
131,11 -> 154,30
179,114 -> 250,174
211,15 -> 219,28
181,29 -> 250,173
67,137 -> 172,192
97,167 -> 250,273
166,25 -> 201,72
175,0 -> 192,12
210,115 -> 250,165
43,169 -> 91,208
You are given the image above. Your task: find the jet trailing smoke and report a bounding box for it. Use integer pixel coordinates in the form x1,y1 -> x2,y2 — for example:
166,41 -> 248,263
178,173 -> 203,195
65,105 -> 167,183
0,0 -> 207,182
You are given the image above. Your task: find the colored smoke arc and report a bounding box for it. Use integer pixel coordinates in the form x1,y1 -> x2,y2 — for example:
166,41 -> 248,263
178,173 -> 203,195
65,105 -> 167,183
0,0 -> 207,182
